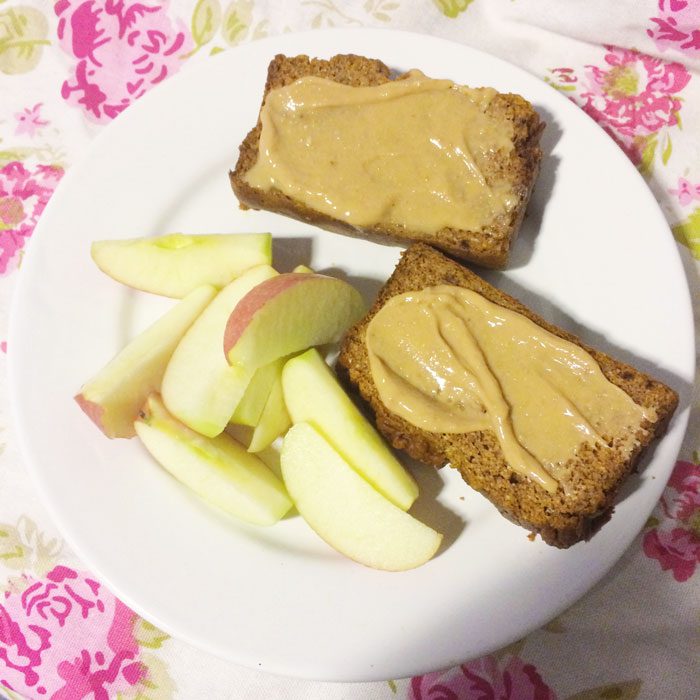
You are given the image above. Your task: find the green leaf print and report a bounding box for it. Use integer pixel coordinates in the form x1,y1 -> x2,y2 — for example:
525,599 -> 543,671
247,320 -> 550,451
252,18 -> 269,39
661,133 -> 673,165
638,135 -> 657,177
672,207 -> 700,259
0,516 -> 61,575
127,652 -> 175,699
0,147 -> 34,165
542,615 -> 566,633
133,617 -> 170,649
433,0 -> 475,18
221,0 -> 252,46
362,0 -> 398,22
565,679 -> 641,699
491,637 -> 525,661
544,78 -> 577,92
0,528 -> 25,565
0,6 -> 50,75
191,0 -> 222,48
645,515 -> 660,529
302,0 -> 363,28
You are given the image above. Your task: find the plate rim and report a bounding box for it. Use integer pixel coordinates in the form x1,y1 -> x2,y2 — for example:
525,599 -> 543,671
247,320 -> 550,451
7,26 -> 696,682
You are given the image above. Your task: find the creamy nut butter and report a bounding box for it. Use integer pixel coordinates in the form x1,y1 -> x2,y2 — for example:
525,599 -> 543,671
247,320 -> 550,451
366,286 -> 654,493
243,72 -> 517,233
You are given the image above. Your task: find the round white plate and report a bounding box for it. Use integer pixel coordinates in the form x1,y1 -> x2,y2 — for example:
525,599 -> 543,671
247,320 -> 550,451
8,29 -> 694,682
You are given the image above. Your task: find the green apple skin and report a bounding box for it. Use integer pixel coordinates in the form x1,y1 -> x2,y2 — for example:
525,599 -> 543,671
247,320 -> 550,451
135,394 -> 292,526
248,368 -> 291,453
282,349 -> 418,510
224,273 -> 365,371
75,284 -> 217,438
91,233 -> 272,298
281,423 -> 442,571
230,357 -> 284,427
161,265 -> 278,437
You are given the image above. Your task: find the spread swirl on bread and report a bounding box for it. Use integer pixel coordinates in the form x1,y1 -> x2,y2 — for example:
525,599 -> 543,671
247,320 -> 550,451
365,285 -> 655,495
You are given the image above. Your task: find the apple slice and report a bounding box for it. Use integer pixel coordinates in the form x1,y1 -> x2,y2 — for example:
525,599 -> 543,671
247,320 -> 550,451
226,424 -> 284,481
282,349 -> 418,510
135,394 -> 292,525
229,357 -> 284,427
281,423 -> 442,571
248,367 -> 291,453
224,273 -> 365,371
161,265 -> 277,437
91,233 -> 272,298
292,264 -> 313,274
75,284 -> 217,438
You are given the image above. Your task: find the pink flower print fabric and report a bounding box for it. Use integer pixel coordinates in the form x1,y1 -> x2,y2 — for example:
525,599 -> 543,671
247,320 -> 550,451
580,45 -> 690,164
54,0 -> 193,123
643,460 -> 700,582
409,655 -> 557,700
14,104 -> 49,138
0,162 -> 64,275
0,566 -> 147,699
669,177 -> 700,205
648,0 -> 700,57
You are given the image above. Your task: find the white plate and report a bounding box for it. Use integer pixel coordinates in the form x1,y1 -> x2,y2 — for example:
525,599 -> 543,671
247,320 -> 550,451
8,29 -> 695,681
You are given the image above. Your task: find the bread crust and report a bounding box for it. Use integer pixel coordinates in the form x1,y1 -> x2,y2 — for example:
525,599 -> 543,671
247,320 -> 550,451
230,54 -> 545,269
336,243 -> 679,547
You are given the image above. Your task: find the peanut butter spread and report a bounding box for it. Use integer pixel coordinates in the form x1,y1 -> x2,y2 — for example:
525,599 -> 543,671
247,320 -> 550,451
366,286 -> 654,493
244,72 -> 517,234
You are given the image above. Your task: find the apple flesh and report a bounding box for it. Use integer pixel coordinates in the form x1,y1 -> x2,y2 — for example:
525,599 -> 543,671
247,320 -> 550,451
91,233 -> 272,298
75,284 -> 217,438
247,365 -> 291,453
135,394 -> 292,526
281,423 -> 442,571
282,349 -> 418,510
225,424 -> 284,481
161,265 -> 277,437
224,273 -> 365,371
229,357 -> 283,427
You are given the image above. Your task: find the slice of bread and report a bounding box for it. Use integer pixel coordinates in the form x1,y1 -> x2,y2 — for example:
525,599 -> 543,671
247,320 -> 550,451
230,54 -> 545,269
337,243 -> 678,547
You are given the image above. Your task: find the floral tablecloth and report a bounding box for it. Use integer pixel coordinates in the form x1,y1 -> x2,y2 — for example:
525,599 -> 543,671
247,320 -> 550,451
1,1 -> 699,698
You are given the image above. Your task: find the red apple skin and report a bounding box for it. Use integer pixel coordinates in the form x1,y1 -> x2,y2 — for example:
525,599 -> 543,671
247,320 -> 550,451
223,273 -> 326,356
74,393 -> 119,437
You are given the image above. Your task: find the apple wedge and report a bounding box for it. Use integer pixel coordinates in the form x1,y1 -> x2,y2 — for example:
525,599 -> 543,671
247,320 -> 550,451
282,349 -> 418,510
224,273 -> 365,371
91,233 -> 272,298
229,357 -> 284,427
161,264 -> 278,437
225,424 -> 284,481
281,423 -> 442,571
135,394 -> 292,525
248,367 -> 291,453
292,264 -> 313,274
75,284 -> 217,438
